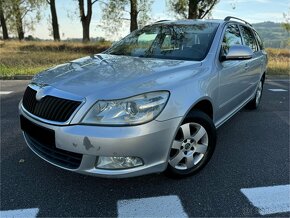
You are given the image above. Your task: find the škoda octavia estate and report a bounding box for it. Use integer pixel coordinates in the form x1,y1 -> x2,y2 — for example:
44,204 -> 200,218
20,17 -> 267,178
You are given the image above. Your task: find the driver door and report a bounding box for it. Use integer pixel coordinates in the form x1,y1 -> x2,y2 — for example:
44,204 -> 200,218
217,24 -> 250,120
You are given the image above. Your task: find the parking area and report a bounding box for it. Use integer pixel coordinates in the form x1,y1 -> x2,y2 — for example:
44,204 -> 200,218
0,79 -> 289,217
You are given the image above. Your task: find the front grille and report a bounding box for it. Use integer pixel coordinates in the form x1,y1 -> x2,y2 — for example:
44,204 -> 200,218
21,116 -> 82,169
22,86 -> 81,122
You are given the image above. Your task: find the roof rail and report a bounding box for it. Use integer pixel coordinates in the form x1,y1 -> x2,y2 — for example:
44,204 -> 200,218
224,16 -> 252,26
155,20 -> 171,23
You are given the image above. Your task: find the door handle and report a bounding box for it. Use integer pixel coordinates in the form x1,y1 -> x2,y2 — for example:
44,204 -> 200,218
245,64 -> 249,70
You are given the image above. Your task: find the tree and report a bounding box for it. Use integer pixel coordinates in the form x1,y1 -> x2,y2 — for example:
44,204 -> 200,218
101,0 -> 152,36
0,0 -> 9,39
168,0 -> 219,19
282,8 -> 290,47
282,8 -> 290,34
46,0 -> 60,41
78,0 -> 99,42
6,0 -> 43,40
129,0 -> 137,32
12,0 -> 25,40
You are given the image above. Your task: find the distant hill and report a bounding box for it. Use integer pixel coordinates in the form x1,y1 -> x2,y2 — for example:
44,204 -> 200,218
252,22 -> 289,48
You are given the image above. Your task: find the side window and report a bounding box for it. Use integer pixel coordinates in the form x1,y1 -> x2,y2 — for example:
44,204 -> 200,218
137,32 -> 157,47
240,26 -> 258,52
161,35 -> 172,50
160,35 -> 180,50
253,30 -> 264,50
222,24 -> 243,56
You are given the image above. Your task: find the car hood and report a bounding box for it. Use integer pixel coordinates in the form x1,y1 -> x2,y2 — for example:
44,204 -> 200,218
31,54 -> 202,99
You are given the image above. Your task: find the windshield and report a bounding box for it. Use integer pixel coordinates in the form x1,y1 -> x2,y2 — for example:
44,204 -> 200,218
105,23 -> 219,61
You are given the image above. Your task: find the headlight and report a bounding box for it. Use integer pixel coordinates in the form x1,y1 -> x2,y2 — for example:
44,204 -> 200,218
82,91 -> 169,125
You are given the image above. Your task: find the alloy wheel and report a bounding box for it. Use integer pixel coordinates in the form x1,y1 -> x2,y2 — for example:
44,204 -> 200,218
169,122 -> 209,170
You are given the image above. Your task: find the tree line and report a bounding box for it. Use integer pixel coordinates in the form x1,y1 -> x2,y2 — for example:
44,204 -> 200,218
0,0 -> 219,42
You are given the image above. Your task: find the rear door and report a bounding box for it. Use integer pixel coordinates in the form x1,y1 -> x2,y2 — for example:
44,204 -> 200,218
253,29 -> 267,78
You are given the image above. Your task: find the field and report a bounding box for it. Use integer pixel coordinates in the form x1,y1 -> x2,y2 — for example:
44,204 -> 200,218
0,41 -> 111,77
266,48 -> 290,76
0,41 -> 289,77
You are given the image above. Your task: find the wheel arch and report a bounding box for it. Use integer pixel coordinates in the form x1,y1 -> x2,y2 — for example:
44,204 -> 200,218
165,97 -> 217,177
186,97 -> 214,120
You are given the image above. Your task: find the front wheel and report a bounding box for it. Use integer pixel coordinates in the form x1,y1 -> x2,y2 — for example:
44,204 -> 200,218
166,110 -> 216,178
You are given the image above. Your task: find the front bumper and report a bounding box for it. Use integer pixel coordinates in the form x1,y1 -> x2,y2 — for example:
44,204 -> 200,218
20,106 -> 182,178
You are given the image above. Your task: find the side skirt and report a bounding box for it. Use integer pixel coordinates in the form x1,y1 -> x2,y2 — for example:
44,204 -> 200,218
214,91 -> 256,129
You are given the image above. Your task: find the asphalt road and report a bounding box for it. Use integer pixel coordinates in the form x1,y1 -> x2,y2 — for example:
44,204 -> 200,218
1,79 -> 289,217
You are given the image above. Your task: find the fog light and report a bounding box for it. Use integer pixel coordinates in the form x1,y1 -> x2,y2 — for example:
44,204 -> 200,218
96,156 -> 143,169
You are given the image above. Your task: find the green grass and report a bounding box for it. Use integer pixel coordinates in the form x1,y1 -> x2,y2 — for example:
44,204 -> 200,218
0,41 -> 111,77
0,64 -> 50,76
0,41 -> 289,77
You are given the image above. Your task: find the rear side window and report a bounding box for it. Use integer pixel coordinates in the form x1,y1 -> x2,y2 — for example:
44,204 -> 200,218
253,30 -> 264,50
240,26 -> 258,52
222,24 -> 243,56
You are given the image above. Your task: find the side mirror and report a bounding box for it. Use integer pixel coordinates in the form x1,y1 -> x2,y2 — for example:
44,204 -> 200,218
222,45 -> 253,61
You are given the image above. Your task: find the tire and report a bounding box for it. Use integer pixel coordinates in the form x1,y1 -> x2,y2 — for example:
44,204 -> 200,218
246,78 -> 264,110
165,110 -> 216,178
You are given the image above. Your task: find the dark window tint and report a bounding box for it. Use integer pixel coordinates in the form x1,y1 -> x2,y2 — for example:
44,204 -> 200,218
253,30 -> 264,50
240,26 -> 258,52
222,24 -> 242,56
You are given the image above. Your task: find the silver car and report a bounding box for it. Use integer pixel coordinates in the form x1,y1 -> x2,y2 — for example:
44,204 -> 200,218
19,17 -> 267,178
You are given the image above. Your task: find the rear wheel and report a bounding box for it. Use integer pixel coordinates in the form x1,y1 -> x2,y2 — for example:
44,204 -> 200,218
166,110 -> 216,178
247,78 -> 264,109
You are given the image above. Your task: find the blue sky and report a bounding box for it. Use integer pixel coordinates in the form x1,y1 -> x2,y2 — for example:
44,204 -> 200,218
31,0 -> 289,40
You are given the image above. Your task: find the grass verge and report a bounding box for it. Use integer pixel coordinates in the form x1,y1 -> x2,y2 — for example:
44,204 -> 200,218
266,48 -> 289,75
0,41 -> 110,77
0,41 -> 289,77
